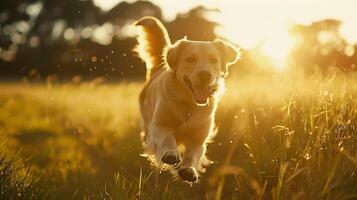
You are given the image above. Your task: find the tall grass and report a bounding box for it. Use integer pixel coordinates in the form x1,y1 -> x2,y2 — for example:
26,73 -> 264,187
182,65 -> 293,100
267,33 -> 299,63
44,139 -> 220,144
212,73 -> 357,199
0,155 -> 51,200
0,73 -> 356,199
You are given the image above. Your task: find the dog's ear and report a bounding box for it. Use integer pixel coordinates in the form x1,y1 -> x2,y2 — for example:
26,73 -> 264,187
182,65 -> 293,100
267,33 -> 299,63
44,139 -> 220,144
214,39 -> 241,75
166,39 -> 188,69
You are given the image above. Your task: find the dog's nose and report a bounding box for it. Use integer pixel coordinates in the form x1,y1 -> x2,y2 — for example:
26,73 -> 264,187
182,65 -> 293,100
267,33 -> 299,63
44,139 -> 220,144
198,70 -> 212,84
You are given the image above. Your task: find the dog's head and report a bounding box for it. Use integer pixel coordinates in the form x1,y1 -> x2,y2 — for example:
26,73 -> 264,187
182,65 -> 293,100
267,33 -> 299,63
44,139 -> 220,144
166,39 -> 240,106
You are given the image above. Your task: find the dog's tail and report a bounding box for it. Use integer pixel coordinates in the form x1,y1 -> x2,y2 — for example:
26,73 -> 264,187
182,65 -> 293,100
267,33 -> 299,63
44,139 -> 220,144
134,16 -> 171,80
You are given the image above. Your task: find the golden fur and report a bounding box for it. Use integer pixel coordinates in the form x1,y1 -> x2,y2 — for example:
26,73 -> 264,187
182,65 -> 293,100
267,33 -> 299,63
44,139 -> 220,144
134,16 -> 240,182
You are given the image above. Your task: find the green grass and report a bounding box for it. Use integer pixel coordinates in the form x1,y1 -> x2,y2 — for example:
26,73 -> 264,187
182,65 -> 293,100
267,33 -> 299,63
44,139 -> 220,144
0,73 -> 356,199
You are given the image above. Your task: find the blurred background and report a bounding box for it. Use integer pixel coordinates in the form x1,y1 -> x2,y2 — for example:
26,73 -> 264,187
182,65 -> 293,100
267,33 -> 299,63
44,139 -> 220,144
1,0 -> 356,81
0,1 -> 356,200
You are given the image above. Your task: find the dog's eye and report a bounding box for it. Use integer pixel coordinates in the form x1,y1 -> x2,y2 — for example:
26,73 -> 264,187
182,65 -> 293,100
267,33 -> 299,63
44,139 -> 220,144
209,57 -> 218,64
185,56 -> 197,63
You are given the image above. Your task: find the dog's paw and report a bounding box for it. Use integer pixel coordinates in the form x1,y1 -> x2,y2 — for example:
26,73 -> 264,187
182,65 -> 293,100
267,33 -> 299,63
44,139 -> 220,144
161,151 -> 180,165
178,167 -> 198,182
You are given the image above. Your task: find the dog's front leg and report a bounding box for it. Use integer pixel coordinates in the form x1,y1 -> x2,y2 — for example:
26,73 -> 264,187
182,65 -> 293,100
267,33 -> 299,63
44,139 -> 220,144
178,143 -> 205,182
147,124 -> 180,165
178,121 -> 212,182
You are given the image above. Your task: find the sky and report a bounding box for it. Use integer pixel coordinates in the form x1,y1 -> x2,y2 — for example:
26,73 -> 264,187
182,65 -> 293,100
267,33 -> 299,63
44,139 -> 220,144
93,0 -> 357,67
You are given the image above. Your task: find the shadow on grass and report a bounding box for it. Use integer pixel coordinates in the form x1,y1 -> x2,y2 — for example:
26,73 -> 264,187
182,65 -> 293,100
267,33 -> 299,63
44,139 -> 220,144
14,129 -> 56,145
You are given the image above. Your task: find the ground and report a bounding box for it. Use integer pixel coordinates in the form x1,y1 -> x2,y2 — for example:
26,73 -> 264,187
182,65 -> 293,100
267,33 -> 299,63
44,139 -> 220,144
0,73 -> 356,200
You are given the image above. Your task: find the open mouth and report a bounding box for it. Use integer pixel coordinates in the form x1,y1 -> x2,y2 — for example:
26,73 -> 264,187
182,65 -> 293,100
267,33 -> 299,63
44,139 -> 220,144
183,76 -> 214,106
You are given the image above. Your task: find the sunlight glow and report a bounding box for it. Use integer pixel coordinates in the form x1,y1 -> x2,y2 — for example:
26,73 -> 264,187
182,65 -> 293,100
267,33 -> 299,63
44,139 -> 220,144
92,23 -> 114,45
260,31 -> 293,70
158,0 -> 357,70
93,0 -> 123,11
214,9 -> 294,70
94,0 -> 357,70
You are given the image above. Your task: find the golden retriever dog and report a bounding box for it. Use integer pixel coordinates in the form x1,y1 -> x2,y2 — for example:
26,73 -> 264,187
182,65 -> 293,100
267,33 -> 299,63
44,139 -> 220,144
134,16 -> 240,182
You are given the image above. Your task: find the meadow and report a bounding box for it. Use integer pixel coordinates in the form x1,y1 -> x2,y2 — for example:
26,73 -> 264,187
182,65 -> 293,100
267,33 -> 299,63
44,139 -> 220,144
0,72 -> 356,200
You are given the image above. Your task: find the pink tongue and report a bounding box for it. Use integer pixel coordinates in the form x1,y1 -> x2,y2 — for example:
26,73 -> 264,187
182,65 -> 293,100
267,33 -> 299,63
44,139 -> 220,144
194,86 -> 210,103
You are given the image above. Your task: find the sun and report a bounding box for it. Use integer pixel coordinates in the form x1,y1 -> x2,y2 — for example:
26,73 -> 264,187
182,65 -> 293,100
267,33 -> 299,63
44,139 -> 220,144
214,10 -> 294,71
259,29 -> 294,70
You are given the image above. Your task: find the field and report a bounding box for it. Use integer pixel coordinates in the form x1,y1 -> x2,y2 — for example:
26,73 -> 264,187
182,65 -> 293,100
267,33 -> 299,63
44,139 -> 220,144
0,73 -> 357,200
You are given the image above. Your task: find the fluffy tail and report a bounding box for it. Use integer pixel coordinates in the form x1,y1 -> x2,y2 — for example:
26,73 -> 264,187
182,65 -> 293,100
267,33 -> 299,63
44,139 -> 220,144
134,16 -> 171,80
